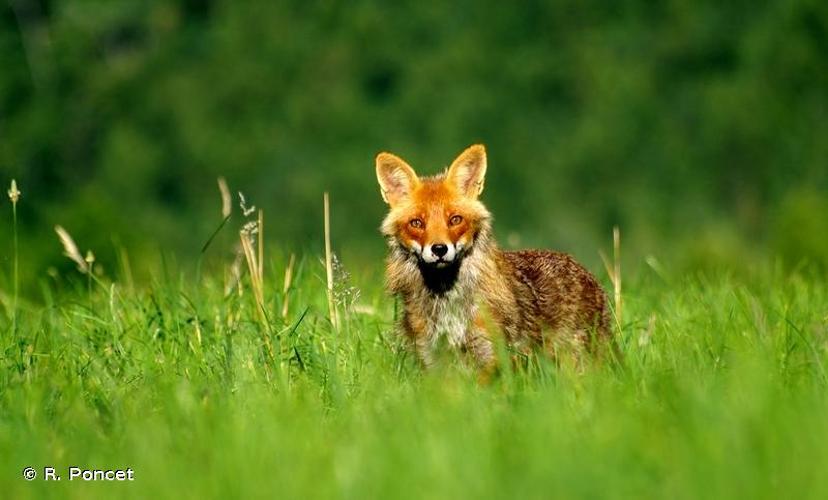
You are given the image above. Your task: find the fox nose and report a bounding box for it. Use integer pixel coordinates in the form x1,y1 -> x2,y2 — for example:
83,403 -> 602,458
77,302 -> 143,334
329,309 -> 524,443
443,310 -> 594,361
431,244 -> 448,258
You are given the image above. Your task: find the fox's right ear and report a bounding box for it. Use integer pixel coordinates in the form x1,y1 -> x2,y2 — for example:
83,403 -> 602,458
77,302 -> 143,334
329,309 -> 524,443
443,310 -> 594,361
376,152 -> 419,206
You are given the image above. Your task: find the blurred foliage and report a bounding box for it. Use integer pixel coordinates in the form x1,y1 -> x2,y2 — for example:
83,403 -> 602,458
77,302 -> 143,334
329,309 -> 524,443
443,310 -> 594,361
1,0 -> 827,285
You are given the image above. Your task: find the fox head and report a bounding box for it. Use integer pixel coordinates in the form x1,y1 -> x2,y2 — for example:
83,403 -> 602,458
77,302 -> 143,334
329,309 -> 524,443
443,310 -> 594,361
376,144 -> 492,269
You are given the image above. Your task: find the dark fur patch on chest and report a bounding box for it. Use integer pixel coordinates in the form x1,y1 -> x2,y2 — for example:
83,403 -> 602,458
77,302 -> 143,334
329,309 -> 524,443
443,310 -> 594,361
417,260 -> 461,295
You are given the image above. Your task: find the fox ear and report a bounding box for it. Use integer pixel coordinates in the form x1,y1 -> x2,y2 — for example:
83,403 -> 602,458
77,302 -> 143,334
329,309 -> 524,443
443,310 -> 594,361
376,152 -> 419,206
446,144 -> 487,199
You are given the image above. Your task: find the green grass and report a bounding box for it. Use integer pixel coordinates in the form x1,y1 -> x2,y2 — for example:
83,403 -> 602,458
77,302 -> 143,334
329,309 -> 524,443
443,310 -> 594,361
1,254 -> 827,499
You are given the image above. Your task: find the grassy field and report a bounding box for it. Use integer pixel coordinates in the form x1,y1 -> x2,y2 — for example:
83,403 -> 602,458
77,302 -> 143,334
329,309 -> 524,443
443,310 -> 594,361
2,245 -> 827,499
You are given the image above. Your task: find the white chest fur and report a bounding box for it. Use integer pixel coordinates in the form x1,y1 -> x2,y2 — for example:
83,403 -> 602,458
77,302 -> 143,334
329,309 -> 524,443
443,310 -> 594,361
422,251 -> 486,349
424,289 -> 475,348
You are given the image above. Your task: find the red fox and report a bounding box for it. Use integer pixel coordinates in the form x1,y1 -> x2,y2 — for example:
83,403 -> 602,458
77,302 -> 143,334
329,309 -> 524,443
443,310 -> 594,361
376,144 -> 612,371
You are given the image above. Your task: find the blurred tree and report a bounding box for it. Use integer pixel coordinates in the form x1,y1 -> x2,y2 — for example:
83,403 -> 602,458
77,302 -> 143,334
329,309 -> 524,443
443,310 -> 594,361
1,0 -> 826,284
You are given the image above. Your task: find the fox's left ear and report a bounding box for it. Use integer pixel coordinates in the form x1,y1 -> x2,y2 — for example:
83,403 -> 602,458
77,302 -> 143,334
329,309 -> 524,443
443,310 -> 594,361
446,144 -> 487,199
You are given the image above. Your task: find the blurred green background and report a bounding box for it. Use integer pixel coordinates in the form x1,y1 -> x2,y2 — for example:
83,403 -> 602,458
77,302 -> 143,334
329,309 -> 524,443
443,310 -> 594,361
2,0 -> 827,286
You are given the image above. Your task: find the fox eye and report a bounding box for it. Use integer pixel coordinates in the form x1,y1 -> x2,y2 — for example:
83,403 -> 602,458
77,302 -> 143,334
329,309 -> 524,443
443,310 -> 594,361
409,218 -> 424,229
449,215 -> 463,226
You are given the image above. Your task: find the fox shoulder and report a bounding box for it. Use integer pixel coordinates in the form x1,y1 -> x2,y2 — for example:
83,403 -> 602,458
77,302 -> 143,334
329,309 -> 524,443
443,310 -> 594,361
499,250 -> 608,322
501,250 -> 595,285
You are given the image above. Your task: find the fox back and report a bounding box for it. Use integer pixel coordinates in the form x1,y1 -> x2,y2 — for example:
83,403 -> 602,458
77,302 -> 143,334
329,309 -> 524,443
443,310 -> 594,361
376,144 -> 611,369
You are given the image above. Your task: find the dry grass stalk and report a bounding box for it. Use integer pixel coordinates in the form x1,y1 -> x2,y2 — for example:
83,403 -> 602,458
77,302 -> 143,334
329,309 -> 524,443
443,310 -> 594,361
257,209 -> 264,285
217,177 -> 232,218
239,233 -> 263,318
240,225 -> 274,361
55,225 -> 89,274
324,192 -> 339,330
282,253 -> 296,319
613,225 -> 622,324
9,179 -> 20,333
599,225 -> 623,326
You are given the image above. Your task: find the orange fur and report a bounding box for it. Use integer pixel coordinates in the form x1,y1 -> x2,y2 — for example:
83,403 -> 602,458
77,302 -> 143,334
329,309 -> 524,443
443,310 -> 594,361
376,145 -> 612,370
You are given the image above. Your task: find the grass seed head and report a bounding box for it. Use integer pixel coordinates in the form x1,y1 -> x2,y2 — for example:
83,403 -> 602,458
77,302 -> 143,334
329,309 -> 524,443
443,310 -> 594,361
332,254 -> 361,310
8,179 -> 20,204
239,191 -> 256,217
